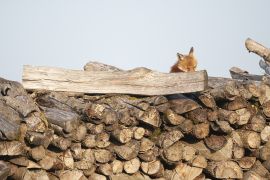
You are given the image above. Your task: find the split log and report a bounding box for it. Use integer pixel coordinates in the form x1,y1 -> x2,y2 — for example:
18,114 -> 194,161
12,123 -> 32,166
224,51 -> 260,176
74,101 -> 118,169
244,82 -> 261,97
51,134 -> 72,151
261,126 -> 270,143
133,127 -> 145,140
23,170 -> 50,180
157,130 -> 183,148
82,134 -> 96,148
236,157 -> 256,170
210,81 -> 240,101
198,93 -> 216,109
111,160 -> 123,174
94,132 -> 110,149
9,157 -> 40,169
70,143 -> 83,160
192,123 -> 210,139
259,59 -> 270,75
215,120 -> 234,134
89,173 -> 107,180
0,161 -> 10,180
223,97 -> 248,111
250,160 -> 270,178
191,155 -> 207,169
263,100 -> 270,117
204,135 -> 227,151
36,91 -> 86,114
25,130 -> 53,148
22,65 -> 207,95
71,123 -> 87,142
1,95 -> 37,117
59,150 -> 74,169
218,109 -> 239,124
114,140 -> 140,161
138,147 -> 159,162
168,96 -> 200,114
172,162 -> 203,180
206,160 -> 243,179
233,144 -> 245,159
141,160 -> 164,178
230,67 -> 262,81
0,77 -> 28,97
245,38 -> 270,63
244,114 -> 266,132
164,109 -> 185,125
140,138 -> 155,153
58,170 -> 87,180
258,84 -> 270,105
178,119 -> 194,134
0,141 -> 26,156
260,141 -> 270,161
86,123 -> 104,134
235,108 -> 252,125
139,107 -> 161,127
186,108 -> 208,124
31,145 -> 46,161
243,171 -> 268,180
189,138 -> 233,161
235,130 -> 261,149
98,163 -> 113,176
124,158 -> 141,174
112,128 -> 133,144
94,149 -> 113,163
39,155 -> 63,170
0,100 -> 21,140
162,141 -> 195,164
42,107 -> 79,134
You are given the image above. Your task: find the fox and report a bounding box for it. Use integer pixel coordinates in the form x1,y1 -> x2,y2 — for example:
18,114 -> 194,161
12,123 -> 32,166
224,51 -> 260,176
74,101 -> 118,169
170,47 -> 197,73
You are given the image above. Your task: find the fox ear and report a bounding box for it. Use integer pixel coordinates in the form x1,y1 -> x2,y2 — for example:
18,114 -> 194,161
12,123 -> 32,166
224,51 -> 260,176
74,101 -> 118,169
177,53 -> 184,60
189,47 -> 194,56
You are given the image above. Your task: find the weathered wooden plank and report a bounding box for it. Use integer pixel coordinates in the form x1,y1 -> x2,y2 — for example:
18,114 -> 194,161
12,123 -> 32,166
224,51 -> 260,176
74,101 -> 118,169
22,65 -> 207,95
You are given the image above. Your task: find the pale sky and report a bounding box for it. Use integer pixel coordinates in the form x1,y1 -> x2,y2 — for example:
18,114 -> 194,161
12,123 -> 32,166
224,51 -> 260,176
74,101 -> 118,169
0,0 -> 270,81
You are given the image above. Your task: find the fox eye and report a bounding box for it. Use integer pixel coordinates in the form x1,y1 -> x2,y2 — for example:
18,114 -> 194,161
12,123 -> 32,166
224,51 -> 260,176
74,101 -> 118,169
177,53 -> 184,60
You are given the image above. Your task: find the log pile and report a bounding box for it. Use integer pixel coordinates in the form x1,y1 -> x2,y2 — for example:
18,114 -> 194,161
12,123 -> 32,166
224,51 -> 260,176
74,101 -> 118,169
2,76 -> 270,180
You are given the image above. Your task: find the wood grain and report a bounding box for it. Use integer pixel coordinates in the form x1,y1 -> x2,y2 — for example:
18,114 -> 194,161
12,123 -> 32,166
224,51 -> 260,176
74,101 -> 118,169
22,65 -> 207,95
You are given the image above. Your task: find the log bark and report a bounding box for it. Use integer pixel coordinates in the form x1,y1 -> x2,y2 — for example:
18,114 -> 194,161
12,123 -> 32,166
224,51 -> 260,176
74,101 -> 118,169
22,65 -> 207,95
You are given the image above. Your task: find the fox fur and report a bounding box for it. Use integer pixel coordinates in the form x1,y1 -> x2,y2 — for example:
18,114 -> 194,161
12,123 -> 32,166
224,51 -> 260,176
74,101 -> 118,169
170,47 -> 197,72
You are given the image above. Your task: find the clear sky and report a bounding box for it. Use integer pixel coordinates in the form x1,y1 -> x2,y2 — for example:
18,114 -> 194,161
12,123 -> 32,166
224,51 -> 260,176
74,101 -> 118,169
0,0 -> 270,81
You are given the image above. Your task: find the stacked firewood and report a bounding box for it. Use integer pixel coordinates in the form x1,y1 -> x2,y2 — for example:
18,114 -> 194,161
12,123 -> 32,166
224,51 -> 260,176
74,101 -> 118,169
1,76 -> 270,180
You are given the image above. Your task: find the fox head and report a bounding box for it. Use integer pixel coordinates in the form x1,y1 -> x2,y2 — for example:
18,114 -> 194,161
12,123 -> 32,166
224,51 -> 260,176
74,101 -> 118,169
176,47 -> 197,72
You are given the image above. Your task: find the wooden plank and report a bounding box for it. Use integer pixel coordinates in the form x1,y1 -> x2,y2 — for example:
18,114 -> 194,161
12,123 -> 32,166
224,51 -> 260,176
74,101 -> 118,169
22,65 -> 208,95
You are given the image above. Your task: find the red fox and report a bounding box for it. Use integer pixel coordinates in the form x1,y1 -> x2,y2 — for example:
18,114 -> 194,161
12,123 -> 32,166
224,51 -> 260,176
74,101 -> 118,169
170,47 -> 197,73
